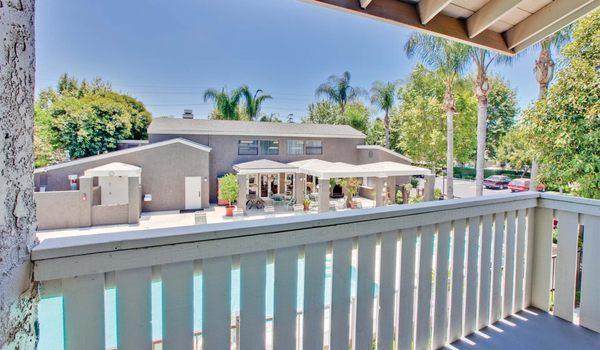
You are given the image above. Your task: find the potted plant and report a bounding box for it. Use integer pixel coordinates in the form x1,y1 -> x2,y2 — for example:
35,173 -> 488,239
303,197 -> 311,211
342,178 -> 359,208
219,173 -> 239,216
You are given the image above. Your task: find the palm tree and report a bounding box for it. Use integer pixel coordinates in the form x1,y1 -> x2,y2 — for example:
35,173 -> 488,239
404,33 -> 470,199
203,87 -> 243,120
529,28 -> 572,190
315,71 -> 365,114
240,85 -> 272,120
370,81 -> 397,149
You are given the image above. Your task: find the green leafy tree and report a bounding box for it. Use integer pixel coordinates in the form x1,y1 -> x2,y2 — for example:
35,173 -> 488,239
404,34 -> 471,199
370,81 -> 397,148
486,76 -> 519,158
302,101 -> 370,134
303,101 -> 339,124
315,71 -> 365,114
259,113 -> 283,122
203,87 -> 243,120
366,118 -> 386,147
522,10 -> 600,198
340,102 -> 370,134
218,173 -> 239,205
239,85 -> 272,120
35,75 -> 152,165
496,125 -> 532,174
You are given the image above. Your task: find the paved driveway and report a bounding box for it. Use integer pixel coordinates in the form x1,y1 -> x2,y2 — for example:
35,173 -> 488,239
422,176 -> 511,199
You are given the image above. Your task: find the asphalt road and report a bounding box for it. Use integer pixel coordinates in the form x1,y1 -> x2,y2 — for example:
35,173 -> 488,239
421,177 -> 511,199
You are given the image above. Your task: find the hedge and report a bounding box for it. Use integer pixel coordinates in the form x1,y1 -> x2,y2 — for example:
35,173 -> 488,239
453,166 -> 529,180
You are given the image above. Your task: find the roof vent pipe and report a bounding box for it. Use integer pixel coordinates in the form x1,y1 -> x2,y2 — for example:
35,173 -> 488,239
182,109 -> 194,119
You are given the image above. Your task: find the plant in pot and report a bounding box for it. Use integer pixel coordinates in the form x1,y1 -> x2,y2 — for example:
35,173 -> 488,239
303,197 -> 311,211
342,178 -> 359,208
219,173 -> 239,217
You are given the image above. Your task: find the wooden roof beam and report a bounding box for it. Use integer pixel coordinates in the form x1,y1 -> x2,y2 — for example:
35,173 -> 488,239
359,0 -> 374,9
418,0 -> 453,25
303,0 -> 514,55
505,0 -> 599,50
467,0 -> 523,38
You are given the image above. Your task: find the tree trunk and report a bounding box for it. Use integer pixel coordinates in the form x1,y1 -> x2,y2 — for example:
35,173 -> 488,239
443,85 -> 455,200
0,1 -> 38,348
530,42 -> 553,191
384,110 -> 390,149
446,109 -> 454,199
474,66 -> 490,197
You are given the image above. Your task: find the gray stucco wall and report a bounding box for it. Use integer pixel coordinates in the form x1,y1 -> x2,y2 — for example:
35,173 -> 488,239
35,142 -> 210,212
34,190 -> 89,230
357,147 -> 411,165
150,134 -> 364,202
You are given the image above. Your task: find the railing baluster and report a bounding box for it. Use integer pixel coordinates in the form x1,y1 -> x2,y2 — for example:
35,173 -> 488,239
397,227 -> 418,350
162,261 -> 194,350
377,231 -> 398,350
490,212 -> 505,323
432,222 -> 451,349
415,225 -> 435,350
240,251 -> 267,349
478,215 -> 494,329
116,267 -> 152,349
531,207 -> 554,311
554,210 -> 579,322
355,234 -> 377,350
448,219 -> 467,342
503,211 -> 517,318
274,246 -> 300,350
513,209 -> 527,312
63,273 -> 105,350
524,208 -> 536,307
303,242 -> 327,350
464,217 -> 481,334
202,256 -> 232,349
580,214 -> 600,333
330,238 -> 352,350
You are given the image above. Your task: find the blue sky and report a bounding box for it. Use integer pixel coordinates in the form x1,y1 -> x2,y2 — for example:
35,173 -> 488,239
36,0 -> 543,121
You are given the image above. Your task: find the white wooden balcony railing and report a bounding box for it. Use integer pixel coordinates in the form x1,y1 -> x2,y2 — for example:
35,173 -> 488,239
32,192 -> 600,349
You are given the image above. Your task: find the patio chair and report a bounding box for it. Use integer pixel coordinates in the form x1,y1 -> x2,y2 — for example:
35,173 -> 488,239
285,197 -> 297,210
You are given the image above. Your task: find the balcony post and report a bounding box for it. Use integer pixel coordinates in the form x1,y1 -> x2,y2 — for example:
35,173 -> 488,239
530,207 -> 554,311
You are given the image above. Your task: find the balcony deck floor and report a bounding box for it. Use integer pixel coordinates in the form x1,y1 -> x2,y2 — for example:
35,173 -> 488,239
446,308 -> 600,350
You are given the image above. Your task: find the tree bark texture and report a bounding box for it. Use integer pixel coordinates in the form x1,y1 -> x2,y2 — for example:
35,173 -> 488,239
0,0 -> 38,349
443,85 -> 455,200
474,66 -> 490,197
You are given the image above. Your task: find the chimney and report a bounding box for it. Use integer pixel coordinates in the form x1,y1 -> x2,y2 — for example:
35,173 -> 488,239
182,109 -> 194,119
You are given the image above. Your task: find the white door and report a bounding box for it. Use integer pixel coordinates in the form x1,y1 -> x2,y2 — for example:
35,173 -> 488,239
185,177 -> 203,209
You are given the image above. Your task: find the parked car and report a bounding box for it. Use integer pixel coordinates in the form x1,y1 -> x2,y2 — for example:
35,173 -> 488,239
483,175 -> 512,189
508,178 -> 546,192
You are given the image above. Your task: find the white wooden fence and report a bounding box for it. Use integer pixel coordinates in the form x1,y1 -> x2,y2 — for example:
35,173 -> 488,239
32,192 -> 600,349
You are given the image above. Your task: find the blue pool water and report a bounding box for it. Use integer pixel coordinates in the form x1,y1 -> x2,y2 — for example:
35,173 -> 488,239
38,259 -> 370,349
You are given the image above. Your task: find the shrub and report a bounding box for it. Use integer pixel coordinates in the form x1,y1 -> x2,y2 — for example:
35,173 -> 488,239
219,173 -> 239,205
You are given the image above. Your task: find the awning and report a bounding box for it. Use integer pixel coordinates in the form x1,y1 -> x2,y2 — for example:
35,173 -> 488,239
84,162 -> 142,177
289,159 -> 430,179
233,159 -> 298,175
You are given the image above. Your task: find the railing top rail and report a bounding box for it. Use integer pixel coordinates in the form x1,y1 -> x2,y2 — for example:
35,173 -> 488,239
539,192 -> 600,216
32,192 -> 538,262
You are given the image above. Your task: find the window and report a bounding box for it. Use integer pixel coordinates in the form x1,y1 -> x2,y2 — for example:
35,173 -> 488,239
305,140 -> 323,155
238,140 -> 258,155
287,140 -> 304,155
260,140 -> 279,155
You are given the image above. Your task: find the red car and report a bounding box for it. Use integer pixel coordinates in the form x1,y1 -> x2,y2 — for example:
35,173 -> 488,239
508,178 -> 546,192
483,175 -> 512,189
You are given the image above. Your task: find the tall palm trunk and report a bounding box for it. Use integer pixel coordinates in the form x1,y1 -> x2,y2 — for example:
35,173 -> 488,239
530,39 -> 554,191
384,109 -> 390,149
443,83 -> 455,199
474,65 -> 490,196
0,1 -> 39,348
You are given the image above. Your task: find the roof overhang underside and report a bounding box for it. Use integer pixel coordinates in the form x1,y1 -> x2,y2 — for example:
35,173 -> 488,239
302,0 -> 600,55
290,159 -> 430,179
